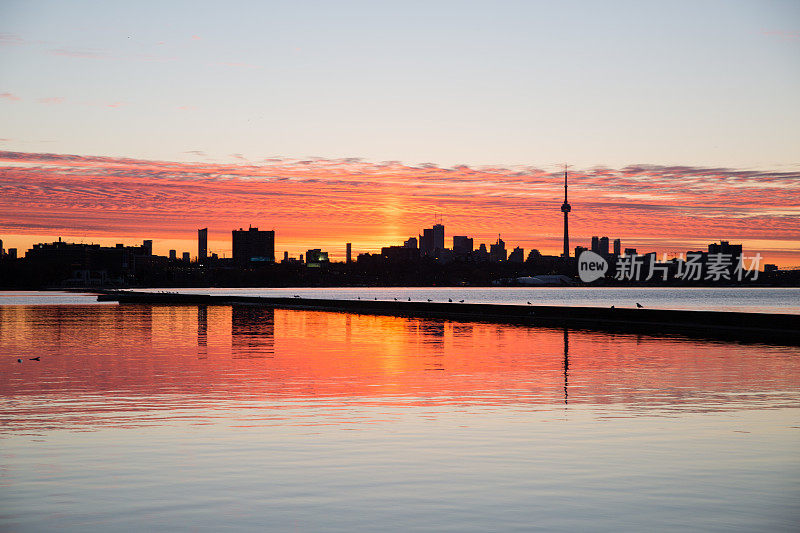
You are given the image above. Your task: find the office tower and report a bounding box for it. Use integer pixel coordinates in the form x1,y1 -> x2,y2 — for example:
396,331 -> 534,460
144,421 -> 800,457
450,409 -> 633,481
599,236 -> 609,256
432,223 -> 444,252
232,227 -> 275,266
182,252 -> 190,262
613,239 -> 621,256
453,236 -> 473,255
169,250 -> 177,260
561,168 -> 571,257
591,236 -> 600,253
143,240 -> 153,255
490,236 -> 507,262
7,248 -> 16,260
403,237 -> 418,249
198,228 -> 208,262
346,243 -> 352,264
420,224 -> 445,256
0,238 -> 3,256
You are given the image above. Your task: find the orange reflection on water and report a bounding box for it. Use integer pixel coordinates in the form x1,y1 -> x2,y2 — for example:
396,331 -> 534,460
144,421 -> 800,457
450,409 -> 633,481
2,304 -> 799,426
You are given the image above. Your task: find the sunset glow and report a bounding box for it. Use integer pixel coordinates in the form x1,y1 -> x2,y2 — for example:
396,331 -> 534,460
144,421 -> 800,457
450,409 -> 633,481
2,150 -> 798,265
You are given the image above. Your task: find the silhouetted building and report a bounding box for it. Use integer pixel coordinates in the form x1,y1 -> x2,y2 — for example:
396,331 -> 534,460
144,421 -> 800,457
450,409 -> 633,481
624,248 -> 637,256
198,228 -> 208,262
526,249 -> 542,262
403,237 -> 418,249
7,248 -> 16,260
381,245 -> 418,263
613,238 -> 621,256
182,252 -> 190,262
561,168 -> 571,257
346,242 -> 352,263
232,227 -> 275,266
599,236 -> 609,257
143,240 -> 153,256
453,236 -> 473,255
508,246 -> 524,263
305,249 -> 329,267
169,250 -> 177,260
575,245 -> 588,258
420,224 -> 445,257
490,237 -> 507,262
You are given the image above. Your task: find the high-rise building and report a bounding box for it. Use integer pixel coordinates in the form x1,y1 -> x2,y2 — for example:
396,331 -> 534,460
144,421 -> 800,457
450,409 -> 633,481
198,228 -> 208,262
432,224 -> 444,252
232,227 -> 275,266
403,237 -> 418,249
613,239 -> 621,256
142,240 -> 153,256
490,236 -> 507,262
599,236 -> 609,256
182,252 -> 190,262
346,243 -> 352,264
591,236 -> 600,253
169,249 -> 177,260
561,168 -> 571,257
419,224 -> 445,256
453,236 -> 473,255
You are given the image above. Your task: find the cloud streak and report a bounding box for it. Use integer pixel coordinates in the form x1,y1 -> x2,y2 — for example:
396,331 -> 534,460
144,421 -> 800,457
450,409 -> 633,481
1,150 -> 798,264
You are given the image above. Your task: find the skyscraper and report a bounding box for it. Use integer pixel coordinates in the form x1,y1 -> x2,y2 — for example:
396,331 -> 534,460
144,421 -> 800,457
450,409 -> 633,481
561,167 -> 571,258
613,238 -> 621,256
346,242 -> 352,264
232,227 -> 275,266
599,236 -> 609,257
198,228 -> 208,262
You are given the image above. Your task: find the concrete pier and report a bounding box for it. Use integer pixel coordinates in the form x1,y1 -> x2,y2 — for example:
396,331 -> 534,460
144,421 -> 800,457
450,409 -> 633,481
97,290 -> 800,345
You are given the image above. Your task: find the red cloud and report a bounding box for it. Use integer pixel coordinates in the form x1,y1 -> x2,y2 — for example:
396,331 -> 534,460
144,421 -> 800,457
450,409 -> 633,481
0,150 -> 798,264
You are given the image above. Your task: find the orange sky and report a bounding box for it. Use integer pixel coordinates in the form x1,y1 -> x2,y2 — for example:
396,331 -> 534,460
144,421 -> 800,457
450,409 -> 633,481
1,150 -> 799,266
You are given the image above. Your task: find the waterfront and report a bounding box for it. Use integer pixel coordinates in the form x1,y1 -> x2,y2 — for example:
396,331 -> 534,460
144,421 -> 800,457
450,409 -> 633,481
145,286 -> 800,314
1,293 -> 799,531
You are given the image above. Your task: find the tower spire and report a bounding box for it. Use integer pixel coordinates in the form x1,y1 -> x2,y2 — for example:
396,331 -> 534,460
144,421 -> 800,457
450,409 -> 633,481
560,164 -> 571,258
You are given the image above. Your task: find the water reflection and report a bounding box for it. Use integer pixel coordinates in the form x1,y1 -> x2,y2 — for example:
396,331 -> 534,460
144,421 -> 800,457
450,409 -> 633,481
231,305 -> 274,358
563,327 -> 569,405
1,304 -> 799,432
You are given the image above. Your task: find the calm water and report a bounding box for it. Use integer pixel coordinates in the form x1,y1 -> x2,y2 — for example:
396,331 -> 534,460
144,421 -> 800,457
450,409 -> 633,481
144,286 -> 800,314
1,294 -> 799,531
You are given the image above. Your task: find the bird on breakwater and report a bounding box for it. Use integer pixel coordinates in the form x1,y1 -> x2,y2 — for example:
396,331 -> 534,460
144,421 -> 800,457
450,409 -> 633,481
427,299 -> 432,302
636,303 -> 644,308
459,299 -> 464,303
374,297 -> 377,300
293,295 -> 300,298
394,298 -> 397,301
357,296 -> 361,300
448,298 -> 452,302
527,301 -> 532,305
611,305 -> 615,309
408,297 -> 411,301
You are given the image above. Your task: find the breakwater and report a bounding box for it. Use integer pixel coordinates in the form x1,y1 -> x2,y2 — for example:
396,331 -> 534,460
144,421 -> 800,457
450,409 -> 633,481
97,290 -> 800,344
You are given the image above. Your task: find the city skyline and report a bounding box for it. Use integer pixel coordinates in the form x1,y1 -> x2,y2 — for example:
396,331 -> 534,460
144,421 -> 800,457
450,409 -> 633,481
1,149 -> 799,267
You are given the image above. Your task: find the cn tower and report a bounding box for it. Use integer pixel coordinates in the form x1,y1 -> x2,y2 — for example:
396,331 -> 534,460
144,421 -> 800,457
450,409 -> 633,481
560,166 -> 571,258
